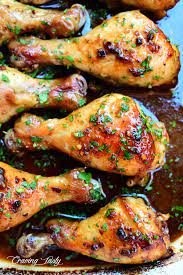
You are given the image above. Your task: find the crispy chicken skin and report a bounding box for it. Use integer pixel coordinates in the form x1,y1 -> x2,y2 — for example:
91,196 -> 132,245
17,196 -> 170,263
0,66 -> 87,124
8,11 -> 180,87
101,0 -> 177,13
0,0 -> 86,45
5,93 -> 169,185
0,162 -> 102,232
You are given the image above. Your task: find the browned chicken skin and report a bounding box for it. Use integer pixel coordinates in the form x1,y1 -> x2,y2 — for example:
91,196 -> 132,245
4,93 -> 169,186
0,162 -> 103,232
0,66 -> 87,124
16,196 -> 170,264
8,10 -> 180,87
0,0 -> 86,45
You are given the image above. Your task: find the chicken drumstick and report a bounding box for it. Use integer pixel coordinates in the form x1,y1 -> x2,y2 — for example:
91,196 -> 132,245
0,162 -> 102,232
17,196 -> 170,264
0,66 -> 87,124
0,0 -> 86,45
5,93 -> 169,186
8,10 -> 180,87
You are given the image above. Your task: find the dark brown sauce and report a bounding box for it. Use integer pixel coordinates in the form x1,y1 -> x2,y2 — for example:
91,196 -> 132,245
0,0 -> 182,269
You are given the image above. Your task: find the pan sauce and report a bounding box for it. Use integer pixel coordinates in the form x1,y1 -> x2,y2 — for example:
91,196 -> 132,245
0,0 -> 182,268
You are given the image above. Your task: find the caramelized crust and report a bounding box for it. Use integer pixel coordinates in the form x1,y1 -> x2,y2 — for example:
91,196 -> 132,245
0,162 -> 102,232
46,196 -> 170,264
5,93 -> 169,183
8,11 -> 180,87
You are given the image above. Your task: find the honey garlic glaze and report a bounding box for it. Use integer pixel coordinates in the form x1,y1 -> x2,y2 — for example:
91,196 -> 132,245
0,0 -> 182,269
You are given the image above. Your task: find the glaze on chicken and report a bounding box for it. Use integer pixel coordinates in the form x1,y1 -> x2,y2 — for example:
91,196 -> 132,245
0,0 -> 86,45
0,162 -> 102,232
8,11 -> 180,87
17,196 -> 170,264
5,93 -> 169,186
0,66 -> 87,124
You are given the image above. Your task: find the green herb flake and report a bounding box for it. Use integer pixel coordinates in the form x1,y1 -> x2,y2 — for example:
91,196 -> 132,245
30,136 -> 43,143
105,208 -> 115,218
16,188 -> 25,194
1,74 -> 10,83
54,227 -> 61,234
102,223 -> 108,232
69,115 -> 74,122
124,150 -> 133,160
121,103 -> 129,112
78,98 -> 86,107
5,190 -> 11,199
74,131 -> 84,138
16,107 -> 24,113
78,171 -> 92,184
22,180 -> 37,190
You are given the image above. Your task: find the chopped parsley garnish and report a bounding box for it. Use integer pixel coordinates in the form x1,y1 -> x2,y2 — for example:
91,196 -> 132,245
121,103 -> 129,112
105,208 -> 115,218
102,223 -> 108,232
30,136 -> 43,143
78,98 -> 86,107
16,107 -> 25,113
1,74 -> 10,83
124,150 -> 133,160
74,131 -> 84,138
90,187 -> 103,201
90,141 -> 99,148
90,114 -> 97,123
78,171 -> 91,184
22,180 -> 37,190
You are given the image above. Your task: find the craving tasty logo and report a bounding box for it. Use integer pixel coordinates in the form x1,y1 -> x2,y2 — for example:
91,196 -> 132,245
7,255 -> 62,266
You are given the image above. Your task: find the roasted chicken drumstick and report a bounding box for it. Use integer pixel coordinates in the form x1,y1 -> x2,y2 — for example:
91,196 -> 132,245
0,162 -> 102,232
5,93 -> 169,186
0,66 -> 87,124
8,10 -> 180,87
0,0 -> 86,45
17,196 -> 170,263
